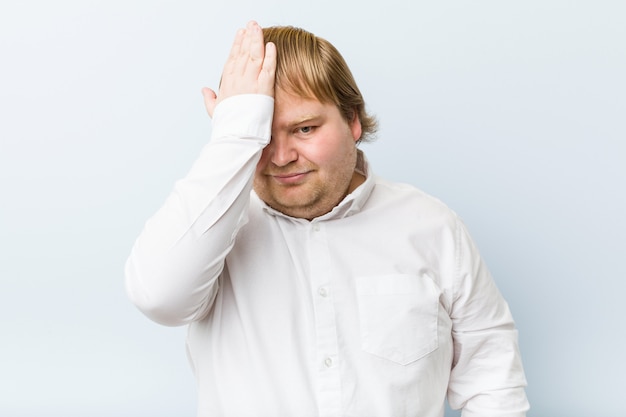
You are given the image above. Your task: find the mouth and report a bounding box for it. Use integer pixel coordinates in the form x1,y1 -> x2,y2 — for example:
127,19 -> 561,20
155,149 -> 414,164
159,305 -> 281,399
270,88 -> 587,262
270,171 -> 311,185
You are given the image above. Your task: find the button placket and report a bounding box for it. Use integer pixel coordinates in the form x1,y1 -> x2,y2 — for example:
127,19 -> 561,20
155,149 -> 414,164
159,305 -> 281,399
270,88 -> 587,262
308,221 -> 342,416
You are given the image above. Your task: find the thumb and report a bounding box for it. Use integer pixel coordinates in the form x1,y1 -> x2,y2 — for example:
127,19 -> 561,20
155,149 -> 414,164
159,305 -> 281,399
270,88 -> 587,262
201,87 -> 218,118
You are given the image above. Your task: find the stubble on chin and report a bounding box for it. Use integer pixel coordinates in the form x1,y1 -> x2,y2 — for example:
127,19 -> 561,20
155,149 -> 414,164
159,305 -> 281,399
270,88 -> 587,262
254,170 -> 356,220
253,175 -> 322,219
254,146 -> 358,219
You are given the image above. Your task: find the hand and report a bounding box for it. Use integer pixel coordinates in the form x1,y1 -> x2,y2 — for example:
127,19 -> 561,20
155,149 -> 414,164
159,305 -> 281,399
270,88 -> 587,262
202,21 -> 277,117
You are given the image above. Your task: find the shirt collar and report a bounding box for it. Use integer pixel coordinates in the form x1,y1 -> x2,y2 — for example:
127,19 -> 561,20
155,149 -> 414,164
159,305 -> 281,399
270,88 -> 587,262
258,149 -> 375,222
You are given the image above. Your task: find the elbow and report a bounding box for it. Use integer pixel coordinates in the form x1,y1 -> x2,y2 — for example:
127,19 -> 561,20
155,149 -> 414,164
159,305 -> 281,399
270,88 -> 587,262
124,257 -> 198,327
125,281 -> 190,327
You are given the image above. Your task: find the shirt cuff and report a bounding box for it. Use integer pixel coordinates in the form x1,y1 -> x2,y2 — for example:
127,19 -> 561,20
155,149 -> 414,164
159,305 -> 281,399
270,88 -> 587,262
211,94 -> 274,145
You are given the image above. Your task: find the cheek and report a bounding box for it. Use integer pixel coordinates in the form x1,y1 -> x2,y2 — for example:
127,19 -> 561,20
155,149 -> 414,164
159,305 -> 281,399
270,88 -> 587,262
256,148 -> 271,173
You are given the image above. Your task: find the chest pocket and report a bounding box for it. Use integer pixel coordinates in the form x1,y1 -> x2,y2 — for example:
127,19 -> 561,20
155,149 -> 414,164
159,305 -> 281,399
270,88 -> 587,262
356,274 -> 440,365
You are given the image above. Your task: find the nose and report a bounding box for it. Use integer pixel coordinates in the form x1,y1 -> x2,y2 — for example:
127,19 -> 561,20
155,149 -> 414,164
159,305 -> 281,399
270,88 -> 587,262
269,134 -> 298,167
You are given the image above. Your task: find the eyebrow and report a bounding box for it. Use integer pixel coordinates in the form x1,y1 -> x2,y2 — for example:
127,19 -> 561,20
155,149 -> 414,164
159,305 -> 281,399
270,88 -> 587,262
288,114 -> 321,127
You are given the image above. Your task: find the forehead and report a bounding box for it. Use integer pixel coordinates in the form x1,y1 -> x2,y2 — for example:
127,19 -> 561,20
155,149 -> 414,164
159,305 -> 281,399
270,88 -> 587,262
273,89 -> 338,126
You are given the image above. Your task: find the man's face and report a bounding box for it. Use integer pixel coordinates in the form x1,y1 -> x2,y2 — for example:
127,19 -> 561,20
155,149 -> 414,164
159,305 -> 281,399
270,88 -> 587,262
253,88 -> 363,220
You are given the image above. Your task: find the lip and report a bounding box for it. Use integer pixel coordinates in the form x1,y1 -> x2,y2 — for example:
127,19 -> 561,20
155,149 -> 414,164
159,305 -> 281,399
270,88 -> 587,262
271,171 -> 310,185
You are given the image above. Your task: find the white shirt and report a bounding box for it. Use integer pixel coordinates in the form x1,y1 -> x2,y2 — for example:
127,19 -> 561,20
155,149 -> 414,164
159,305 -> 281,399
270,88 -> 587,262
125,95 -> 529,417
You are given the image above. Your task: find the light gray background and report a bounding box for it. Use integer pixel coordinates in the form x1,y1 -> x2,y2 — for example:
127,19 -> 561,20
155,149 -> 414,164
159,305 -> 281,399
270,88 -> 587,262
1,1 -> 624,416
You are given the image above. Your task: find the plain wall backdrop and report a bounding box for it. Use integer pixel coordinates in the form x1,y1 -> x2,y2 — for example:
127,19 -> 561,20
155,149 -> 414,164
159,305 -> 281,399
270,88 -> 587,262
1,1 -> 624,416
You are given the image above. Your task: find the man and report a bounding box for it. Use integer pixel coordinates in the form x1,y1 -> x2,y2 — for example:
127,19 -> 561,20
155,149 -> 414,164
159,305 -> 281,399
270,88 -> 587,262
126,21 -> 529,417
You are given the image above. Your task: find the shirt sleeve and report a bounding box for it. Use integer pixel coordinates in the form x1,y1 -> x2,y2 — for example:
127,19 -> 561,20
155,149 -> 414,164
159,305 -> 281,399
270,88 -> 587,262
447,218 -> 530,416
124,94 -> 274,326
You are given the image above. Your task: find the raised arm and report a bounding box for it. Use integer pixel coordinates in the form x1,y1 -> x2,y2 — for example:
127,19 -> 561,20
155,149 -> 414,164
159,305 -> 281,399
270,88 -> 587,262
125,21 -> 276,326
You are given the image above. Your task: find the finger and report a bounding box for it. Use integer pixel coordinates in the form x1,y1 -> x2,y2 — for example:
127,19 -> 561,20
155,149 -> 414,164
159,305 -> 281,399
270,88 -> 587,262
247,21 -> 264,64
258,42 -> 277,97
222,28 -> 245,77
201,87 -> 217,118
236,21 -> 256,75
241,21 -> 265,81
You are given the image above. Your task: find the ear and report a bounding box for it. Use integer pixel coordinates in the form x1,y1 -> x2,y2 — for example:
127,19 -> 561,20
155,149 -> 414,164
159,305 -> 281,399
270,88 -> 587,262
349,111 -> 362,142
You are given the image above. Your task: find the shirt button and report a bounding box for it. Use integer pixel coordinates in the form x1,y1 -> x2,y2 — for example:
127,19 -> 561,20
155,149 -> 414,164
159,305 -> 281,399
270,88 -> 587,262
318,287 -> 328,297
312,224 -> 320,232
324,357 -> 333,368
